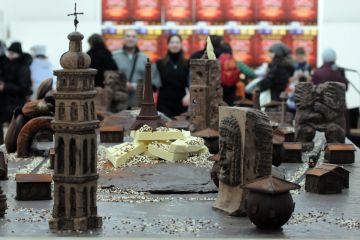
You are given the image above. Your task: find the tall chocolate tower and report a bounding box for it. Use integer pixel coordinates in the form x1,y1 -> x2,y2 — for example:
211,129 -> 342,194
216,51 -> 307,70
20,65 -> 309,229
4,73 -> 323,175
49,12 -> 102,230
130,59 -> 164,130
189,38 -> 223,132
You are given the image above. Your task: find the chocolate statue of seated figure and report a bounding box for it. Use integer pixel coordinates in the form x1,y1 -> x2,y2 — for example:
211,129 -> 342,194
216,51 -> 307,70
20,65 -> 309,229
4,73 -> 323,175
213,107 -> 272,216
295,82 -> 346,144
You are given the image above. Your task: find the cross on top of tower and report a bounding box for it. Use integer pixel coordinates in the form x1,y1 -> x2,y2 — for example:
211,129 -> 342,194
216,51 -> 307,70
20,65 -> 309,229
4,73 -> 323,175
67,3 -> 84,31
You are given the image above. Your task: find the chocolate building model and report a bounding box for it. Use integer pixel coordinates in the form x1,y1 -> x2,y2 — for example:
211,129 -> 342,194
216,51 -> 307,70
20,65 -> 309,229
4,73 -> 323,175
242,176 -> 300,229
305,168 -> 344,194
134,78 -> 144,109
213,107 -> 272,216
130,59 -> 165,130
0,152 -> 8,180
16,174 -> 52,201
294,82 -> 346,144
49,15 -> 102,230
0,186 -> 6,217
189,38 -> 224,132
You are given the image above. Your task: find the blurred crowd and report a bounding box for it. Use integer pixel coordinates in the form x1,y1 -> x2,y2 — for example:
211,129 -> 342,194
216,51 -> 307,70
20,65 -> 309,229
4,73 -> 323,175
0,29 -> 359,144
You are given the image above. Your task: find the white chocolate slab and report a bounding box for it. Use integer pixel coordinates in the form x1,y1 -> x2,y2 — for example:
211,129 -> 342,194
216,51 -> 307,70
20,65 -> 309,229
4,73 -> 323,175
148,143 -> 188,162
107,142 -> 147,168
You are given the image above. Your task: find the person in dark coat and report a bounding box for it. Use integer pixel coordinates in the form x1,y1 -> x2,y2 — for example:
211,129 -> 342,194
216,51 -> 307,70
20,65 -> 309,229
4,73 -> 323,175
312,48 -> 359,131
312,48 -> 348,87
153,34 -> 190,118
0,41 -> 7,78
0,42 -> 32,143
255,43 -> 294,101
87,34 -> 118,87
0,41 -> 8,144
190,35 -> 224,60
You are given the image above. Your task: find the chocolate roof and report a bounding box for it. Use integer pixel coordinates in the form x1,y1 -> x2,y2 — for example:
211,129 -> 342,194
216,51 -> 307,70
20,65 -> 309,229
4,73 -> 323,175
263,101 -> 281,108
326,144 -> 356,151
242,175 -> 300,194
318,163 -> 349,173
16,174 -> 52,183
193,128 -> 219,138
283,143 -> 302,150
305,168 -> 333,177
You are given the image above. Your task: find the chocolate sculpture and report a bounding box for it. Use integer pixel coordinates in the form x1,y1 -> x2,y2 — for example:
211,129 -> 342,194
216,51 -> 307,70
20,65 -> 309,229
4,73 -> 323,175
16,116 -> 54,158
0,152 -> 7,180
130,59 -> 165,130
94,70 -> 127,114
295,82 -> 346,144
242,176 -> 300,229
0,186 -> 6,217
104,70 -> 128,113
5,93 -> 54,156
49,10 -> 102,230
213,107 -> 272,216
189,37 -> 225,132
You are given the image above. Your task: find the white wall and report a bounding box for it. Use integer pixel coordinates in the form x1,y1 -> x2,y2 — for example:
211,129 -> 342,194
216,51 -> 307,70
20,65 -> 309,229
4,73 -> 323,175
0,0 -> 101,68
318,0 -> 360,108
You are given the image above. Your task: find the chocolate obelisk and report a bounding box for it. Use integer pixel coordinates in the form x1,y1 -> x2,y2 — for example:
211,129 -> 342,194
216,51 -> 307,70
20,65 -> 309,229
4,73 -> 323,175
130,59 -> 165,130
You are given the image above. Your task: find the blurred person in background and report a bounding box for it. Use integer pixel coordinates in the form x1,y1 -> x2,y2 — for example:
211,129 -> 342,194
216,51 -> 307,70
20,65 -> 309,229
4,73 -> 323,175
152,34 -> 190,118
87,34 -> 118,88
112,29 -> 148,109
30,45 -> 53,99
0,42 -> 32,143
254,43 -> 294,103
287,47 -> 312,112
0,41 -> 8,144
312,48 -> 347,87
312,48 -> 359,131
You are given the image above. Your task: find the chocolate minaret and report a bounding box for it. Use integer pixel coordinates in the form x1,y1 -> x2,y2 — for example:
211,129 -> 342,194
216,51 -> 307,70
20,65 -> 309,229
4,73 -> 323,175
49,4 -> 102,231
279,92 -> 288,127
0,186 -> 6,217
134,78 -> 144,109
130,59 -> 165,130
253,89 -> 261,110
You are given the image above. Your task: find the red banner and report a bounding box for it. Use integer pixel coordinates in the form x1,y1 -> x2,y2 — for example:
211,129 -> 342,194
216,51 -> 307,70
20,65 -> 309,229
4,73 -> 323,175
164,0 -> 192,22
255,0 -> 286,22
225,34 -> 255,65
224,0 -> 255,22
196,0 -> 223,22
102,0 -> 131,21
287,0 -> 317,23
138,35 -> 163,62
132,0 -> 161,21
191,34 -> 208,53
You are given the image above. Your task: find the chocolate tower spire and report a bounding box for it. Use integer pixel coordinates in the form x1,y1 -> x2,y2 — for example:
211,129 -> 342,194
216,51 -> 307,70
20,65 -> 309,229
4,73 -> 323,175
49,3 -> 102,231
130,59 -> 165,130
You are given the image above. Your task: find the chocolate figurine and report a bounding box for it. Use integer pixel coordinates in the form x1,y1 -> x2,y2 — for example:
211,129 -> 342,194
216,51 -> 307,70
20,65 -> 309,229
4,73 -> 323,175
49,8 -> 102,230
104,70 -> 128,113
294,82 -> 346,144
213,107 -> 272,216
